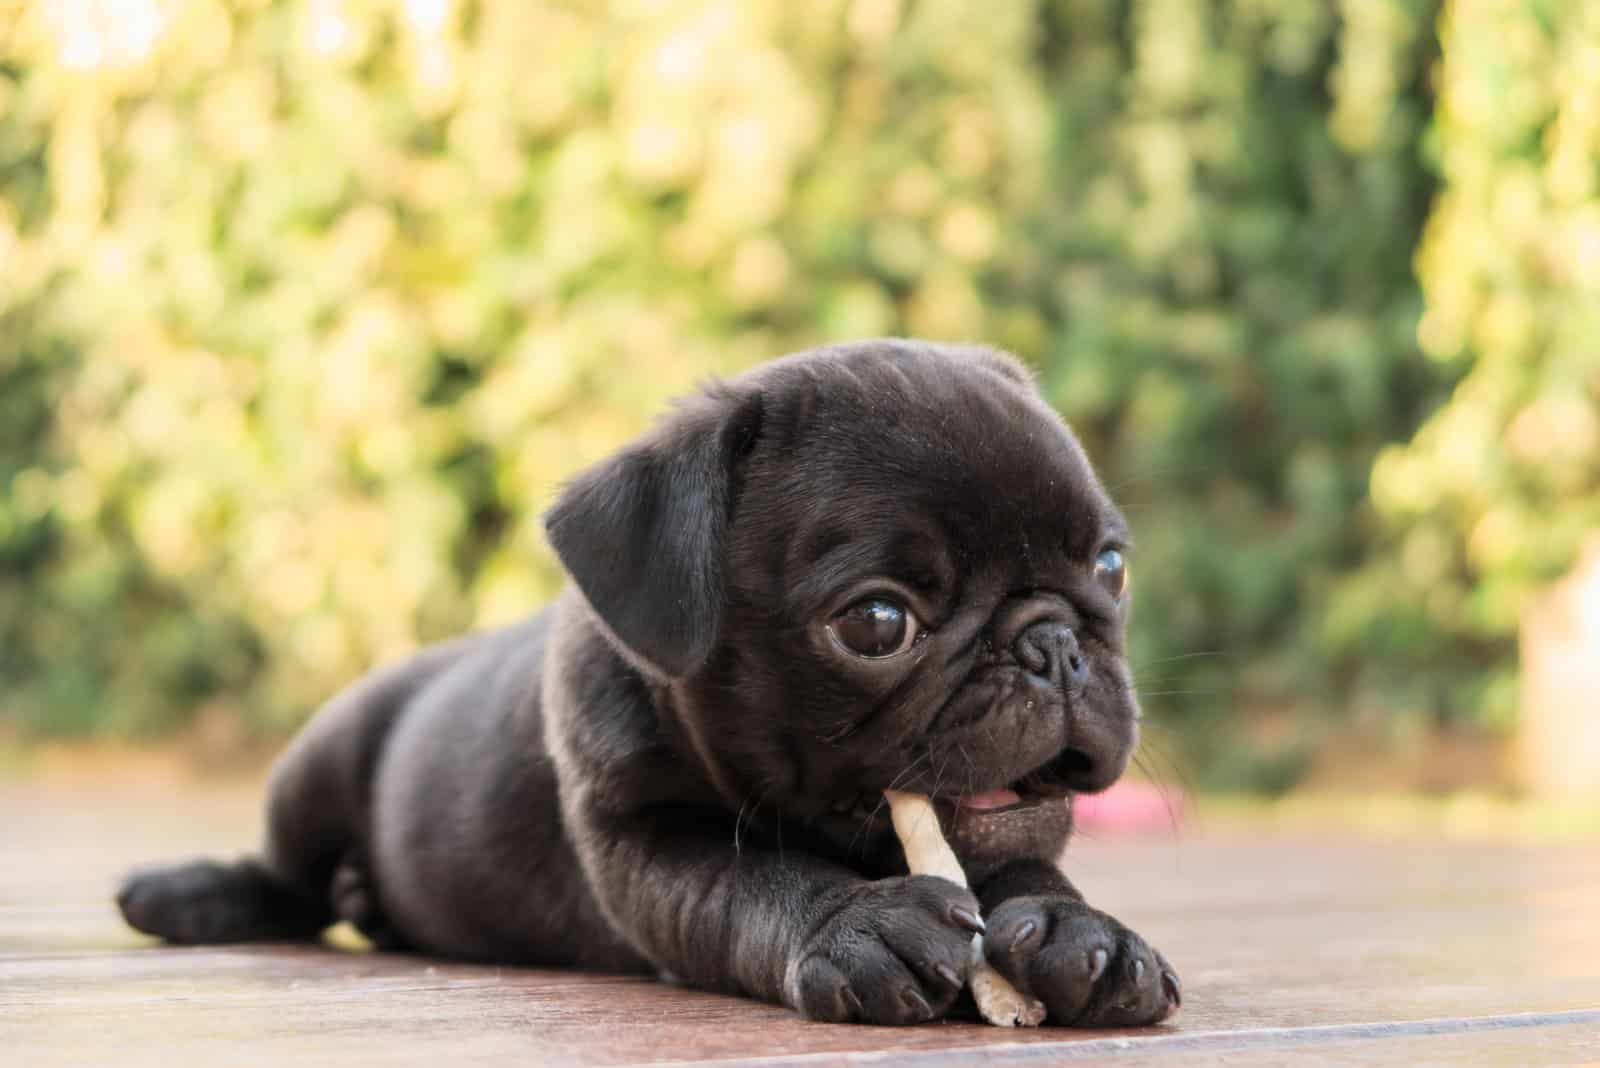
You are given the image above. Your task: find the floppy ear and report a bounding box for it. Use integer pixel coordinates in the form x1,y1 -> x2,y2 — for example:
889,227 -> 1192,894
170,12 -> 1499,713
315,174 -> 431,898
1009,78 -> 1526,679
543,385 -> 763,679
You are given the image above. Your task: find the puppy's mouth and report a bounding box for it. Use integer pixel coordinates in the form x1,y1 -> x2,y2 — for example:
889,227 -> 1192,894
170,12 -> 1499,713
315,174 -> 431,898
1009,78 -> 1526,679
952,746 -> 1104,813
827,745 -> 1108,823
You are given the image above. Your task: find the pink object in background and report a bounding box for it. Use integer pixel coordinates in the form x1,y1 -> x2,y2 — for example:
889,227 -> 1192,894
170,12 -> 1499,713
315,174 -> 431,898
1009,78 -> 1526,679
1073,782 -> 1186,834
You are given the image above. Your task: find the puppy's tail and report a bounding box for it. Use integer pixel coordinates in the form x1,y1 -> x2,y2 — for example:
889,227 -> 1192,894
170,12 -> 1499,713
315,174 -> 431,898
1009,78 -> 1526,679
116,857 -> 330,944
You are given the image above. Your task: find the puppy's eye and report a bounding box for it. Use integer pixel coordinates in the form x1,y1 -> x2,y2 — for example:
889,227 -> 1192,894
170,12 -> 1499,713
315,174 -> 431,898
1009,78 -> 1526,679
1094,547 -> 1128,600
829,598 -> 919,659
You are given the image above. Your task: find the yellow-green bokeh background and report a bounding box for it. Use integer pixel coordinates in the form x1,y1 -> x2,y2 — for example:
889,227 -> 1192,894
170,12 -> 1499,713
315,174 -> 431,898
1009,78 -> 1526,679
2,0 -> 1596,790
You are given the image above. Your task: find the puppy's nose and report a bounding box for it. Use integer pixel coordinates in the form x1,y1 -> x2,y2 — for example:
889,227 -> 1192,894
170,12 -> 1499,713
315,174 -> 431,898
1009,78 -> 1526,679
1014,621 -> 1089,688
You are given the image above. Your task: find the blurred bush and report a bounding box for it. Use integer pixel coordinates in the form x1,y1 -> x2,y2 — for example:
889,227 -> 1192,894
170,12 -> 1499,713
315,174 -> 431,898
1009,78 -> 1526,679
1016,0 -> 1450,786
1337,0 -> 1600,737
0,0 -> 1053,742
0,0 -> 1594,789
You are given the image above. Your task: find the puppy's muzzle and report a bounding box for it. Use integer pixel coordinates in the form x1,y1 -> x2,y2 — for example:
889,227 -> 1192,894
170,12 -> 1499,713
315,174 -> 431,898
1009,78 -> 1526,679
1013,619 -> 1129,794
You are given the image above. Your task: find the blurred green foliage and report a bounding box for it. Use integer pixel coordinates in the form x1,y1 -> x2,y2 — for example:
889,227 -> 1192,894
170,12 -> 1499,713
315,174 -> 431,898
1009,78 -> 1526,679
1019,0 -> 1450,785
0,0 -> 1595,788
1337,0 -> 1600,736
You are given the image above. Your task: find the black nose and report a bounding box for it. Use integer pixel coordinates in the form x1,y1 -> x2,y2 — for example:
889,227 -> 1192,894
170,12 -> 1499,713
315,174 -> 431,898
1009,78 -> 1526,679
1014,621 -> 1089,688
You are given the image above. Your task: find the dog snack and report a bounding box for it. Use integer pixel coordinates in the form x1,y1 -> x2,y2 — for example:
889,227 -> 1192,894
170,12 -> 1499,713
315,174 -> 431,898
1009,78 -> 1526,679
885,789 -> 1047,1027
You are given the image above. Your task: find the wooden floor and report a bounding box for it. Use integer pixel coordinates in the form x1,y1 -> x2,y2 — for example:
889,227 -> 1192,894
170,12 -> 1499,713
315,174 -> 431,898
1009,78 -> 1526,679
4,783 -> 1599,1066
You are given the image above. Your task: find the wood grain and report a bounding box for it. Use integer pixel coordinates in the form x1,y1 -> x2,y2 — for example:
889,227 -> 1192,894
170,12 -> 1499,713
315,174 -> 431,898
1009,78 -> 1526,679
3,784 -> 1597,1065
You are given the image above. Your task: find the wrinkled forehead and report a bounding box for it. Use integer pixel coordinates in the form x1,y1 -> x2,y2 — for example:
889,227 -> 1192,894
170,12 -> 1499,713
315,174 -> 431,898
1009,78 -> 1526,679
741,361 -> 1122,602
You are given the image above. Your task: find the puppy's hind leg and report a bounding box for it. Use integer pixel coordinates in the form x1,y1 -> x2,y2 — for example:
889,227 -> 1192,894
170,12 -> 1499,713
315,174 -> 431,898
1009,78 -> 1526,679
116,634 -> 473,948
117,856 -> 331,944
331,859 -> 405,951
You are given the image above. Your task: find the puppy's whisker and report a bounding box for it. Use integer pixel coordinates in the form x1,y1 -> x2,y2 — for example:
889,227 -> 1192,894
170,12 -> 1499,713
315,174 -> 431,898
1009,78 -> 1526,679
732,786 -> 768,855
851,800 -> 886,856
1141,734 -> 1197,794
953,748 -> 975,804
1132,651 -> 1224,669
955,742 -> 976,779
1128,674 -> 1207,689
1131,751 -> 1184,840
1134,733 -> 1201,841
774,796 -> 785,862
1130,671 -> 1227,687
1132,681 -> 1216,697
850,750 -> 931,855
820,714 -> 865,745
1134,718 -> 1181,733
927,752 -> 952,809
883,749 -> 931,794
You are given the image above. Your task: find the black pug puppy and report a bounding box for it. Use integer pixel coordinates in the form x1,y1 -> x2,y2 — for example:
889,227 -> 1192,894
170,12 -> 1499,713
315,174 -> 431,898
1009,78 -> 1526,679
118,340 -> 1180,1027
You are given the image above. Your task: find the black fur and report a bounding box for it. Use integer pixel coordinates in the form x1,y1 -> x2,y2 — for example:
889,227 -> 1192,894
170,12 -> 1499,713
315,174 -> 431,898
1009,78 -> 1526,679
545,385 -> 765,680
117,339 -> 1179,1026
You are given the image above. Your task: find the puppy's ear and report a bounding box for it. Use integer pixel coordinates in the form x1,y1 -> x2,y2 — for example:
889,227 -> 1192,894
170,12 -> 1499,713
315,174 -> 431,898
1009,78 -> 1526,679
544,384 -> 763,679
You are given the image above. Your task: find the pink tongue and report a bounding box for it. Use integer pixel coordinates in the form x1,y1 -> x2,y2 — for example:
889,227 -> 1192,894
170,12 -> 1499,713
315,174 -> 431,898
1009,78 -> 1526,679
958,788 -> 1022,811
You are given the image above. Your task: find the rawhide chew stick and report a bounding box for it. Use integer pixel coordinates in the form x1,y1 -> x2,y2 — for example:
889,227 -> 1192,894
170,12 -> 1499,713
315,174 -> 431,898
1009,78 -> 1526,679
885,789 -> 1047,1028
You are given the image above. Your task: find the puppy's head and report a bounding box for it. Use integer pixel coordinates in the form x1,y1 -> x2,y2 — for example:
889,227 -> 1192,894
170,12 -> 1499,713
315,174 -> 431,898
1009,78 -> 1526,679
546,340 -> 1138,861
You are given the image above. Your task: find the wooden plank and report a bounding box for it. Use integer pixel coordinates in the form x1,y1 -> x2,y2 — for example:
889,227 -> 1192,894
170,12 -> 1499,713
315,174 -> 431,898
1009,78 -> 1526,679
3,786 -> 1598,1065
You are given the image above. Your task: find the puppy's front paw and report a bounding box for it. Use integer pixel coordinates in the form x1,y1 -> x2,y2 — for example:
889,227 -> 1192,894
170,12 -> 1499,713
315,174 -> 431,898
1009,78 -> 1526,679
984,896 -> 1179,1027
787,875 -> 983,1025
